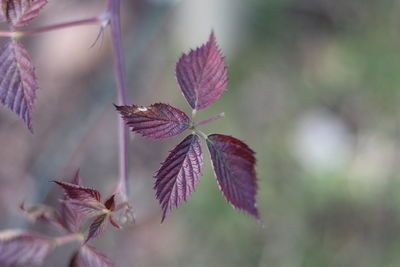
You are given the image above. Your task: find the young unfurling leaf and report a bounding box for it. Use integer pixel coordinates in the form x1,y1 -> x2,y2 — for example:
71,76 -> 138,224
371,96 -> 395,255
116,103 -> 190,139
176,31 -> 228,110
207,134 -> 259,218
70,245 -> 115,267
85,214 -> 108,243
155,134 -> 203,222
54,181 -> 101,203
60,171 -> 84,233
0,39 -> 38,131
0,230 -> 53,266
5,0 -> 48,28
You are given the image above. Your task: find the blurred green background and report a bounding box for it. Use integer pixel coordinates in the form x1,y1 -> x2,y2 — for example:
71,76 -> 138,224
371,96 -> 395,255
2,0 -> 400,266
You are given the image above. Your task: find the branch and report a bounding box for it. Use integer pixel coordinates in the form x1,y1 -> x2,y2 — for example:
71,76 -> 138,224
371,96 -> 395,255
0,14 -> 108,38
108,0 -> 129,201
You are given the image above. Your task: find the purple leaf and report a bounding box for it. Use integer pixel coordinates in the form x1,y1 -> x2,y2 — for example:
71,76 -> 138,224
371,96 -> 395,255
63,199 -> 106,218
0,230 -> 53,266
116,103 -> 190,139
0,39 -> 38,131
104,194 -> 116,211
109,215 -> 121,229
61,201 -> 83,233
6,0 -> 48,28
85,214 -> 108,243
0,1 -> 6,22
155,134 -> 203,222
54,181 -> 101,203
60,171 -> 84,233
207,134 -> 259,218
69,245 -> 115,267
176,31 -> 228,110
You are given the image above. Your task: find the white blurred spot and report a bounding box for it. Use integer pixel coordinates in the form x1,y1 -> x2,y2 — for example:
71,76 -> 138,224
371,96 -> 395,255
137,107 -> 148,112
292,109 -> 353,172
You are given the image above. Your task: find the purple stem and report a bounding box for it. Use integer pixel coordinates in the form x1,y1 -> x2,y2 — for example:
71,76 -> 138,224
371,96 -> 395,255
195,112 -> 225,127
108,0 -> 129,200
0,16 -> 105,37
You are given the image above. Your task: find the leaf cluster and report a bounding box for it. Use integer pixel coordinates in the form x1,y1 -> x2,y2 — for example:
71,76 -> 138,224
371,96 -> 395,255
116,32 -> 259,222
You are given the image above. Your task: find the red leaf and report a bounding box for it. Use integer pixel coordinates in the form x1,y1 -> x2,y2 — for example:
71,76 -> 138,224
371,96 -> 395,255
0,230 -> 53,266
5,0 -> 48,28
0,39 -> 38,131
104,194 -> 116,211
155,134 -> 203,222
85,214 -> 108,243
207,134 -> 259,218
54,181 -> 101,203
176,31 -> 228,110
116,103 -> 190,139
69,245 -> 115,267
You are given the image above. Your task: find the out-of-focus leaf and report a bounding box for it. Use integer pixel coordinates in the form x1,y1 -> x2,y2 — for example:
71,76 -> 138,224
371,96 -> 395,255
207,134 -> 259,218
69,245 -> 115,267
6,0 -> 48,28
176,31 -> 228,110
0,1 -> 6,22
61,201 -> 83,233
0,230 -> 53,266
0,39 -> 38,131
109,215 -> 121,229
63,199 -> 106,218
54,181 -> 101,203
60,171 -> 83,233
85,214 -> 108,243
104,194 -> 115,211
155,134 -> 203,222
20,202 -> 64,231
116,103 -> 190,139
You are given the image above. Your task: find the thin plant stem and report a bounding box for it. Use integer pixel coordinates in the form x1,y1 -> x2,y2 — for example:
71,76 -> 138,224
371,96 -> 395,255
108,0 -> 129,200
0,15 -> 107,38
195,112 -> 225,127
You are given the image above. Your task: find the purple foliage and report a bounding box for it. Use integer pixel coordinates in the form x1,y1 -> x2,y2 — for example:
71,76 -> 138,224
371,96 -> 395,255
116,103 -> 190,139
86,214 -> 108,243
155,134 -> 203,222
63,199 -> 106,218
207,134 -> 259,218
0,39 -> 38,131
60,171 -> 84,233
0,230 -> 53,266
54,181 -> 102,203
176,31 -> 228,110
6,0 -> 48,28
70,245 -> 115,267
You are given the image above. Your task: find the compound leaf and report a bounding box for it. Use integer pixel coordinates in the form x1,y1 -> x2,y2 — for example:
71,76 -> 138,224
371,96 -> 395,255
0,230 -> 53,266
0,39 -> 38,131
207,134 -> 259,218
176,31 -> 228,110
6,0 -> 48,28
70,245 -> 115,267
116,103 -> 190,139
155,134 -> 203,222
